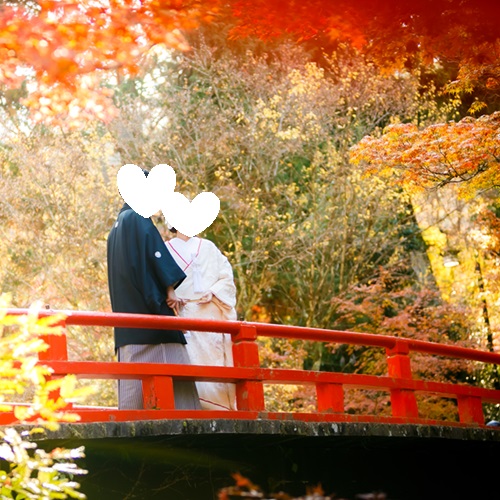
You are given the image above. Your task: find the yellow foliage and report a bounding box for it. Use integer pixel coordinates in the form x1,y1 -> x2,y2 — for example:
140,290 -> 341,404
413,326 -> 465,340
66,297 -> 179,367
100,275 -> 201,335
0,295 -> 93,426
0,295 -> 89,497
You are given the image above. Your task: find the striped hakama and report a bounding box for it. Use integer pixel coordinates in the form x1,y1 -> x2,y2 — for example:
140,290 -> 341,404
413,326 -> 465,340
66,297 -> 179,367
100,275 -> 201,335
117,343 -> 201,410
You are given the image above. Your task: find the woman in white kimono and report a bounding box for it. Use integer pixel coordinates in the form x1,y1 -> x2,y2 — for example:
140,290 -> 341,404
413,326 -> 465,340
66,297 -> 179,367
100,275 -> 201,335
165,228 -> 237,410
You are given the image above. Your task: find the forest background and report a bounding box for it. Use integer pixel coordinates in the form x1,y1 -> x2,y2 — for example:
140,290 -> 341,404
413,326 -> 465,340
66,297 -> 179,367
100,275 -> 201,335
0,0 -> 499,421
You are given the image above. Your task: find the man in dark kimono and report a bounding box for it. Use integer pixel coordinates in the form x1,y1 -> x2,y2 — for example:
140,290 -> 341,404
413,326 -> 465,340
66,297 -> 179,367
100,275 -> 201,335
107,187 -> 201,410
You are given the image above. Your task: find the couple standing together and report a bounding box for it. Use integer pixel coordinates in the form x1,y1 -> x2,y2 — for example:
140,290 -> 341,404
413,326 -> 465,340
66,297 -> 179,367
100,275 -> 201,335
107,172 -> 237,411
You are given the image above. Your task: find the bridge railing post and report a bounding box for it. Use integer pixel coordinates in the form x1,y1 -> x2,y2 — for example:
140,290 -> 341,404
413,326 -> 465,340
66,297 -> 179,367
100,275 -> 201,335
38,329 -> 68,362
232,324 -> 265,411
386,341 -> 418,419
457,395 -> 484,425
38,318 -> 73,411
142,376 -> 175,410
316,383 -> 344,413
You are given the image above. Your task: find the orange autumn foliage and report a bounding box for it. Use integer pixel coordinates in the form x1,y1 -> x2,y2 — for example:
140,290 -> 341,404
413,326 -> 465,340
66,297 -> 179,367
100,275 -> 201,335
1,1 -> 500,125
231,472 -> 260,491
227,1 -> 500,195
227,0 -> 500,89
0,0 -> 218,84
218,472 -> 264,499
328,266 -> 478,420
218,473 -> 330,500
0,0 -> 219,125
350,112 -> 500,196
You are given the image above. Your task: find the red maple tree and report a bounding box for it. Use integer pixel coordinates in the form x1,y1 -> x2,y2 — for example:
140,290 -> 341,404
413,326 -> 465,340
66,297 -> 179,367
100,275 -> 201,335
1,1 -> 499,124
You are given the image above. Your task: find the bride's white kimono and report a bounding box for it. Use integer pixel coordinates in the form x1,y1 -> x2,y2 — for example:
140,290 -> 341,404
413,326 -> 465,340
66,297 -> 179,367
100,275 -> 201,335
166,236 -> 237,410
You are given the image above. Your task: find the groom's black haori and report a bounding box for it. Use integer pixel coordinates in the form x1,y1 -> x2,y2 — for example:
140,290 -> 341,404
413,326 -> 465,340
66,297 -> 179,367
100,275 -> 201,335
107,167 -> 201,410
107,201 -> 187,349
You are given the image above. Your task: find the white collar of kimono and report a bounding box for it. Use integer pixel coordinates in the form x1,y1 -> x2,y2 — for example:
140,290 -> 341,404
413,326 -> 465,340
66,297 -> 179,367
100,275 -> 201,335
167,237 -> 202,271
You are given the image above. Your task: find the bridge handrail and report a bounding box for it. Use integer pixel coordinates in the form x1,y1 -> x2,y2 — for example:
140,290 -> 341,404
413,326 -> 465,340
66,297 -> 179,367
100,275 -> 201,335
6,308 -> 500,364
3,308 -> 500,427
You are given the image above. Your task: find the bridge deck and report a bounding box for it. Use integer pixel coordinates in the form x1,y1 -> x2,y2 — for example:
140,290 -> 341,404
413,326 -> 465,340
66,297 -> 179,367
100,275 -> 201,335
21,418 -> 500,443
26,419 -> 500,500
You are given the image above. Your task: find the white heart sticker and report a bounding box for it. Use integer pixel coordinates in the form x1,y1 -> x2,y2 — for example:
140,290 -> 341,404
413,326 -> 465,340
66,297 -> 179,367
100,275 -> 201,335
117,163 -> 176,218
163,192 -> 220,237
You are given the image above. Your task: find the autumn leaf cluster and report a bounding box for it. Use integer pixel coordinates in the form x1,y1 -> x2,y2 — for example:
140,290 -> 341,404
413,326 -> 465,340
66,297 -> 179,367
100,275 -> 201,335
0,296 -> 89,498
0,0 -> 219,125
351,112 -> 500,196
1,0 -> 500,125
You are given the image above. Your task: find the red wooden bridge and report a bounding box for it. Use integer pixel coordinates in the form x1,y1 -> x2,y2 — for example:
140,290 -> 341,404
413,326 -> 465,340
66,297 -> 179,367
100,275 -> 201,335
3,308 -> 500,428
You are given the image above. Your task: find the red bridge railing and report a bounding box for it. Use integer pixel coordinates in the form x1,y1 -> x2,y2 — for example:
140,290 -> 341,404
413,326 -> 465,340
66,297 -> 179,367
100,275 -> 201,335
3,309 -> 500,427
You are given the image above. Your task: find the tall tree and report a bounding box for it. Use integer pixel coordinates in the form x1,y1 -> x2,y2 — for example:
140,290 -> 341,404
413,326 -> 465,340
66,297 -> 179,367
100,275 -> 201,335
0,126 -> 119,404
107,41 -> 446,326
